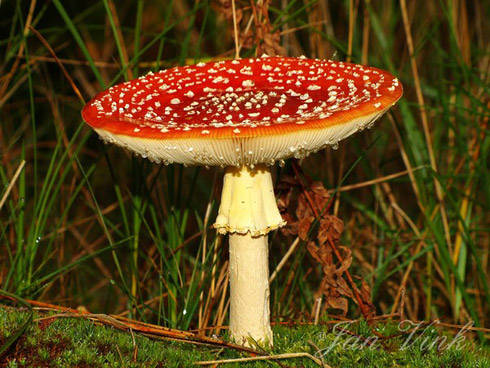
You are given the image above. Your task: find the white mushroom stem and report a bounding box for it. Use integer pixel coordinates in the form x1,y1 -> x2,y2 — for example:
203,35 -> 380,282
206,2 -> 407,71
214,165 -> 285,347
229,232 -> 273,346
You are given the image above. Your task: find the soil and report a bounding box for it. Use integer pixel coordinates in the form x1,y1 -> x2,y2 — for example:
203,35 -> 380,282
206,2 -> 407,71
95,342 -> 112,355
0,334 -> 71,368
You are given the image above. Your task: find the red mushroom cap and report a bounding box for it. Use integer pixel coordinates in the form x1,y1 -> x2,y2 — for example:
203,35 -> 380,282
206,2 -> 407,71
82,56 -> 402,166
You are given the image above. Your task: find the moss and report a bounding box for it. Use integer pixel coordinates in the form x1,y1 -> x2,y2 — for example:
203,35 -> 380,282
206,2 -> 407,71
0,306 -> 488,367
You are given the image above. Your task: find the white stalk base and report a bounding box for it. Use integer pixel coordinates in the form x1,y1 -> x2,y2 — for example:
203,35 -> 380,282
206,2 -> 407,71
214,165 -> 286,236
229,232 -> 273,347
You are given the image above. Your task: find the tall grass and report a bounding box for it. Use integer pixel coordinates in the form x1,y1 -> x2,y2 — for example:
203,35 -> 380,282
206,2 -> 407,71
0,0 -> 488,333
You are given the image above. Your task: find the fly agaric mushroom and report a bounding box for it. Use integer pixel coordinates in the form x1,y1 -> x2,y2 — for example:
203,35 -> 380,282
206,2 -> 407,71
82,56 -> 402,347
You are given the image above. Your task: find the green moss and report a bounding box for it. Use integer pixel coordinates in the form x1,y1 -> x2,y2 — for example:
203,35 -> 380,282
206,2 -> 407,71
0,307 -> 488,367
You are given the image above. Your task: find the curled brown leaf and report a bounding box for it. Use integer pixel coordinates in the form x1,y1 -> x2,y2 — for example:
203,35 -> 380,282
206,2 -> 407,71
277,171 -> 375,317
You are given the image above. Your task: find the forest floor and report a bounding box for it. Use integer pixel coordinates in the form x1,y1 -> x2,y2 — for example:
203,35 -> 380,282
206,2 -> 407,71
0,305 -> 488,368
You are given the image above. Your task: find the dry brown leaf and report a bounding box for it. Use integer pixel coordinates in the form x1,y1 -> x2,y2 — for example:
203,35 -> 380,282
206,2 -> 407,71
297,216 -> 314,241
277,172 -> 375,317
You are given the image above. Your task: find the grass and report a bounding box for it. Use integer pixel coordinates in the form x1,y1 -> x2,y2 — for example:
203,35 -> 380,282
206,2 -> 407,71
0,0 -> 488,358
0,306 -> 489,367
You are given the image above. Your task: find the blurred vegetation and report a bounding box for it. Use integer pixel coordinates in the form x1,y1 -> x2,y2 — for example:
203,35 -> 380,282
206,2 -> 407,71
0,0 -> 488,348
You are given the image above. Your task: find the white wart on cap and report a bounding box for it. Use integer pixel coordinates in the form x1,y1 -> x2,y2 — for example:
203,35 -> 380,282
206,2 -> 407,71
82,56 -> 403,166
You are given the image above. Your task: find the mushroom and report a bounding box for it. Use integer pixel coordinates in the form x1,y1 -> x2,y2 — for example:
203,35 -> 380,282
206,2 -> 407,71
82,56 -> 402,347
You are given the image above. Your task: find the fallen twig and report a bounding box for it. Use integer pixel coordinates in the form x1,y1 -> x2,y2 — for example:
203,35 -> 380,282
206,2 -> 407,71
0,297 -> 260,355
196,352 -> 330,367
